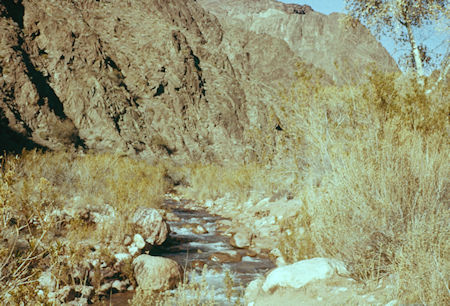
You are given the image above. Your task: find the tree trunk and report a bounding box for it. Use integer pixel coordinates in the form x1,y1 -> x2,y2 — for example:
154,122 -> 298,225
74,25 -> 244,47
406,20 -> 425,82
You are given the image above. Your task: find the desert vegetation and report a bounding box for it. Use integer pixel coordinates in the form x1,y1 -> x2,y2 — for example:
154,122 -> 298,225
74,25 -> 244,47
1,65 -> 448,305
1,0 -> 448,304
0,150 -> 169,303
274,65 -> 449,304
175,65 -> 449,304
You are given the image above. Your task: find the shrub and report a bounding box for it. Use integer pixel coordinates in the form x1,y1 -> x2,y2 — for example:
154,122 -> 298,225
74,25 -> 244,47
275,66 -> 449,304
0,150 -> 170,303
176,162 -> 299,204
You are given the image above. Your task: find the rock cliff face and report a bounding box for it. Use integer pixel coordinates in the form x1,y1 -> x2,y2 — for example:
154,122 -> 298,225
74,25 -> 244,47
0,0 -> 397,161
198,0 -> 397,84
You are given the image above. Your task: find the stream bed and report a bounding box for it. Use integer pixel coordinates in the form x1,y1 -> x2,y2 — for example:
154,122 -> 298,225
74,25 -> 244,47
105,199 -> 275,305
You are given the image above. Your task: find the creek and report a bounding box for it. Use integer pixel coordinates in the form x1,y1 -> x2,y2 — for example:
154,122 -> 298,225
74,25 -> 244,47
104,198 -> 275,305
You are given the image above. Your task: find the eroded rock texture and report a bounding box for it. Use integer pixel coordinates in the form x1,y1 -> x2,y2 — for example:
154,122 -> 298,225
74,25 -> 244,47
0,0 -> 397,160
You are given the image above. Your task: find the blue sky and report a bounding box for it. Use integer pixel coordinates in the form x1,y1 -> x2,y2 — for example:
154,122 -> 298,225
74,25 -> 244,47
280,1 -> 449,73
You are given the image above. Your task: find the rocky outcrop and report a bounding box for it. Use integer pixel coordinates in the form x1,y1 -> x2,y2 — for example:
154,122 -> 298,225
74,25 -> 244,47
0,0 -> 247,161
24,202 -> 180,303
198,0 -> 398,84
1,0 -> 397,160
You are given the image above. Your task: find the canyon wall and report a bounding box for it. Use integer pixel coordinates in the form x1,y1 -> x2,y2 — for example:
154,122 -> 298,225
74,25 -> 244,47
0,0 -> 397,161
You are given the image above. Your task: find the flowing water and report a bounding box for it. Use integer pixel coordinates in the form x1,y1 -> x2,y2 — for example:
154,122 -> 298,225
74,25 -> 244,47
104,199 -> 275,305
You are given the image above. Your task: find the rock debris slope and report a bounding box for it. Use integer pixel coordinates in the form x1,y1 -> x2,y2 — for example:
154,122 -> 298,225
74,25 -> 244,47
1,0 -> 397,159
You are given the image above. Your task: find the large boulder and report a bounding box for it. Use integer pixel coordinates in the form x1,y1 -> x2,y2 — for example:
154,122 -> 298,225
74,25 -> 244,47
261,257 -> 349,293
245,257 -> 395,305
131,208 -> 170,245
133,255 -> 183,292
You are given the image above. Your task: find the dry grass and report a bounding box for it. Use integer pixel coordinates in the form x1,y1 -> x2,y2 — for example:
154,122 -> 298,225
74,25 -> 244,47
275,65 -> 449,304
16,150 -> 168,212
0,150 -> 169,303
1,64 -> 448,304
169,64 -> 448,304
175,162 -> 299,204
177,65 -> 449,304
176,163 -> 263,203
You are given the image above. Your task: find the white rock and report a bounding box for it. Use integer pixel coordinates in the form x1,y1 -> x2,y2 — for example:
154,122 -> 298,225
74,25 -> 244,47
133,255 -> 183,292
90,204 -> 116,224
269,248 -> 287,267
262,258 -> 349,293
256,197 -> 270,206
128,245 -> 139,256
123,235 -> 132,246
244,278 -> 264,302
38,270 -> 56,291
114,253 -> 131,262
98,282 -> 112,294
133,234 -> 146,249
230,230 -> 251,249
276,257 -> 287,267
75,285 -> 94,299
254,216 -> 276,228
112,279 -> 129,292
132,208 -> 169,245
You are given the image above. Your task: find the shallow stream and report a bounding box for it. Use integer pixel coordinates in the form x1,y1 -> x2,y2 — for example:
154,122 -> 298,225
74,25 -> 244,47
105,198 -> 275,305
